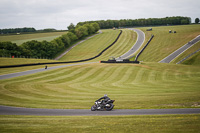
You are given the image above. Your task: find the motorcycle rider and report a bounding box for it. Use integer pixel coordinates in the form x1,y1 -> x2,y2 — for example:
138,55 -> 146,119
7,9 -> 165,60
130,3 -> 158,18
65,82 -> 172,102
96,94 -> 111,105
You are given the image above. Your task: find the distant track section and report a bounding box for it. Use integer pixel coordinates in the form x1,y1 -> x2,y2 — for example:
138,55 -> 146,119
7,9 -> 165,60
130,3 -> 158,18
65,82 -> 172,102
135,34 -> 154,61
0,62 -> 97,80
159,35 -> 200,63
0,30 -> 122,68
116,28 -> 145,60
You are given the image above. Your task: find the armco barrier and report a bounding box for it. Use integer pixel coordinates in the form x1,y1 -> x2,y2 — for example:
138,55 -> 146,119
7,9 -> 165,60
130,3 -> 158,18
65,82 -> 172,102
135,34 -> 154,61
100,60 -> 139,64
0,30 -> 122,68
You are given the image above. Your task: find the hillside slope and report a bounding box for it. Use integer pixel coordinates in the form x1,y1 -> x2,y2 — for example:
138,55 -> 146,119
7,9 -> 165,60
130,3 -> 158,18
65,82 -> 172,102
59,29 -> 137,62
137,25 -> 200,62
182,52 -> 200,65
0,62 -> 199,109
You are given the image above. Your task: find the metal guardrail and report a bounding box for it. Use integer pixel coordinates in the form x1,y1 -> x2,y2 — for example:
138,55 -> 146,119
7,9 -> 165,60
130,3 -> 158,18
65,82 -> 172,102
176,48 -> 200,64
135,34 -> 154,61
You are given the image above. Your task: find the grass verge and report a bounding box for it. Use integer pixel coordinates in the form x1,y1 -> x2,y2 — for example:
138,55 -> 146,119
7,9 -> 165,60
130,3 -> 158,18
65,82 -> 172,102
0,114 -> 199,133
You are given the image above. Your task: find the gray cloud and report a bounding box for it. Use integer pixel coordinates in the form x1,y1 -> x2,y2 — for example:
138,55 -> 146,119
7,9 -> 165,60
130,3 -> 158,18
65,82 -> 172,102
0,0 -> 199,30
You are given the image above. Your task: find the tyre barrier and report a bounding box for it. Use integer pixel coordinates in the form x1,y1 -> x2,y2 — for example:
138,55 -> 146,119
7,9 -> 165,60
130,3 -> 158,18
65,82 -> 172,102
0,30 -> 122,68
135,34 -> 154,61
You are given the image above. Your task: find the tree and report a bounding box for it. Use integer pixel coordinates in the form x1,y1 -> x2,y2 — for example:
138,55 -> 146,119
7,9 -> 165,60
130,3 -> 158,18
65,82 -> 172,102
21,40 -> 43,57
85,24 -> 95,34
61,33 -> 71,47
181,19 -> 189,25
91,22 -> 100,32
75,25 -> 88,39
195,18 -> 199,24
51,37 -> 65,52
67,23 -> 75,33
0,41 -> 22,57
67,32 -> 78,42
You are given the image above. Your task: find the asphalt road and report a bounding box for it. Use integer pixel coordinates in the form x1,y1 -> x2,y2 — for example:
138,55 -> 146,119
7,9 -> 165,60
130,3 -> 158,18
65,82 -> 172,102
116,28 -> 145,60
159,35 -> 200,63
0,105 -> 199,116
0,62 -> 97,80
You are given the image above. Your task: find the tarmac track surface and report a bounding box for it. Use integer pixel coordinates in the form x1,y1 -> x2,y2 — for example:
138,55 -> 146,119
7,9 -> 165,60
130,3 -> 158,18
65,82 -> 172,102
159,35 -> 200,63
0,62 -> 98,80
116,28 -> 145,60
0,105 -> 199,116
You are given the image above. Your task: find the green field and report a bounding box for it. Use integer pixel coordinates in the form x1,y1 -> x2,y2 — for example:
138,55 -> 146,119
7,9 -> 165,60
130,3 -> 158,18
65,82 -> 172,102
0,32 -> 67,45
136,24 -> 200,62
0,114 -> 200,133
0,25 -> 200,133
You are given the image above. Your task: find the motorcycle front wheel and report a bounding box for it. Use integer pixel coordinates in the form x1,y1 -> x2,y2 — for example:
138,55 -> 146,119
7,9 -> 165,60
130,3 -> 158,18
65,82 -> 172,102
91,105 -> 97,111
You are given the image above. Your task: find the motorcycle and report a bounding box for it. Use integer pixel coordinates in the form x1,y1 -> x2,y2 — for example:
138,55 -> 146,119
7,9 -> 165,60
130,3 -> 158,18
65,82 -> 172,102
91,100 -> 115,111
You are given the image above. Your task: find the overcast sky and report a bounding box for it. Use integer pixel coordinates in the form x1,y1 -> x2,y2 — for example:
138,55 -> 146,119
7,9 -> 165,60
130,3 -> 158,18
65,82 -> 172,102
0,0 -> 199,30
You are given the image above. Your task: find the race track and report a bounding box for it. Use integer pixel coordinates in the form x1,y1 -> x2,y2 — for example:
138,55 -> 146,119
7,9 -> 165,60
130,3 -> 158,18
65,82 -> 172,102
116,28 -> 145,60
159,35 -> 200,63
0,62 -> 97,80
0,105 -> 199,116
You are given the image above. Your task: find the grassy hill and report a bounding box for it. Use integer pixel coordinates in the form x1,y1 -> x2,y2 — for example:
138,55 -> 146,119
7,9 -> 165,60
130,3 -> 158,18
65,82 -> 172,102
0,25 -> 200,133
0,62 -> 199,109
136,24 -> 200,63
59,29 -> 137,61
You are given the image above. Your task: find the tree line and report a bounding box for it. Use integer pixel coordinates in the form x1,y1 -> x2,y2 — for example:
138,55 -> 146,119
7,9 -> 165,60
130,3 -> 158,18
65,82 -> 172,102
0,22 -> 100,59
77,16 -> 191,29
0,27 -> 67,34
0,27 -> 36,34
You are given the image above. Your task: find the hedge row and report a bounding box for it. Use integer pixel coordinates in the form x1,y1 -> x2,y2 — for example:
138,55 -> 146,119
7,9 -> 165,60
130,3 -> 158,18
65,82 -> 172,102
0,23 -> 100,59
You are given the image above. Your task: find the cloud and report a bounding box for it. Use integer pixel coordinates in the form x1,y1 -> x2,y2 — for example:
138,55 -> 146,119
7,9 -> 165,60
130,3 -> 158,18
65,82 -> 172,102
0,0 -> 199,29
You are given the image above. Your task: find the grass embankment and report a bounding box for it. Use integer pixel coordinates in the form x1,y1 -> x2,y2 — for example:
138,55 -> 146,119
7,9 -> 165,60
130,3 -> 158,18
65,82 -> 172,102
59,29 -> 137,61
0,114 -> 200,133
0,32 -> 67,45
0,62 -> 199,109
182,52 -> 200,65
136,24 -> 200,62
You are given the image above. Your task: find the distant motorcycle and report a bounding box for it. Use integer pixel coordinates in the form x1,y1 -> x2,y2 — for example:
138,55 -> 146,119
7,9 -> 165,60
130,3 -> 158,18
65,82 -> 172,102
91,100 -> 115,111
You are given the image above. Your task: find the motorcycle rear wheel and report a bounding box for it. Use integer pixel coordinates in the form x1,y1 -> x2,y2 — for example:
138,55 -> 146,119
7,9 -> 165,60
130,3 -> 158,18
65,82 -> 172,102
105,103 -> 114,111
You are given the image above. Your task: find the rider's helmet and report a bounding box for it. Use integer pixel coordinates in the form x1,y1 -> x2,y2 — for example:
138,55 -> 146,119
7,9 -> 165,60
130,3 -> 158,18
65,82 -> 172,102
104,94 -> 107,97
